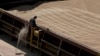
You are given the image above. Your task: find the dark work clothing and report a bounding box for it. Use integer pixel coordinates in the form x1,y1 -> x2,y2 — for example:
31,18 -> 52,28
30,18 -> 36,27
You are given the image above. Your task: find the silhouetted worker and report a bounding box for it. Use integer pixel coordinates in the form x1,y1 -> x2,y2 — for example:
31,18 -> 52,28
30,16 -> 37,27
29,16 -> 37,50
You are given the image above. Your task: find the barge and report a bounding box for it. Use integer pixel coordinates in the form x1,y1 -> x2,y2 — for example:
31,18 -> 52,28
0,0 -> 100,56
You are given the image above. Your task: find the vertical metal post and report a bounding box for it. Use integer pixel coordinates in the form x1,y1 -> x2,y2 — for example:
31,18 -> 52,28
57,40 -> 62,56
30,26 -> 35,51
78,48 -> 81,56
40,31 -> 45,48
0,13 -> 2,19
36,30 -> 41,48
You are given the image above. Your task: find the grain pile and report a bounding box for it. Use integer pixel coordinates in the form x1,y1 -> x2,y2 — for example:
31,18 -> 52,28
7,0 -> 100,53
8,0 -> 88,21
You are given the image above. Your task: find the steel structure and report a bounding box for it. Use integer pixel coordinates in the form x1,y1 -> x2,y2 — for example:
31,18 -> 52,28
0,8 -> 99,56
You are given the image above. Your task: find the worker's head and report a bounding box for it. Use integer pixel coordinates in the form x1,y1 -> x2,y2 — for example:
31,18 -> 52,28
33,16 -> 37,19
